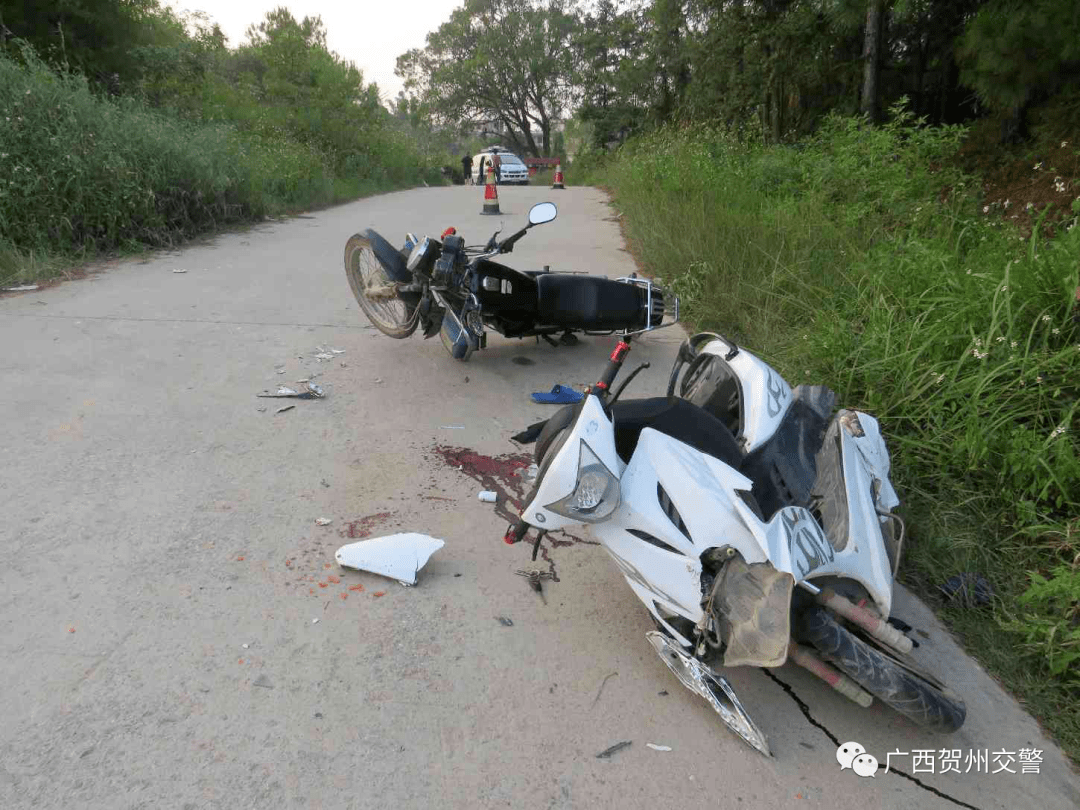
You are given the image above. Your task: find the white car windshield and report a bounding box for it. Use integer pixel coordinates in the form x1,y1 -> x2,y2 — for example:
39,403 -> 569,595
498,155 -> 524,166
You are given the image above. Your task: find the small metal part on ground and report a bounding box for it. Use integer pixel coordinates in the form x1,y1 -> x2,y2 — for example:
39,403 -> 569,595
496,616 -> 513,627
596,741 -> 632,759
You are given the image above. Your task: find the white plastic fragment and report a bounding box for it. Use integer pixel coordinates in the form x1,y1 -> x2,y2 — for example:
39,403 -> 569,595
315,517 -> 332,526
3,284 -> 39,291
335,533 -> 445,586
172,269 -> 187,274
478,491 -> 497,503
312,618 -> 319,624
646,744 -> 672,752
276,404 -> 295,414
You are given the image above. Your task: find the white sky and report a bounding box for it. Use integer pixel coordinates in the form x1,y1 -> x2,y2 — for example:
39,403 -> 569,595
171,1 -> 465,104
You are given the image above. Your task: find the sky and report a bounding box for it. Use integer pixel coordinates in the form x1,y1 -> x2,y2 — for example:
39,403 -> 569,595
171,0 -> 465,104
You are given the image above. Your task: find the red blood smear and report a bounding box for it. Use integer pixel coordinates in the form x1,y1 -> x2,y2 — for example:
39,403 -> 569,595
340,512 -> 394,539
431,446 -> 530,482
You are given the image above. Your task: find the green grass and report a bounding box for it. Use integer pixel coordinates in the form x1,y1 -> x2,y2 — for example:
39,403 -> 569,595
578,107 -> 1080,758
0,48 -> 443,286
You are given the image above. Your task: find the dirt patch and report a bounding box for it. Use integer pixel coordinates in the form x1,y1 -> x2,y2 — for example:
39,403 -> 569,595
339,511 -> 394,539
961,132 -> 1079,236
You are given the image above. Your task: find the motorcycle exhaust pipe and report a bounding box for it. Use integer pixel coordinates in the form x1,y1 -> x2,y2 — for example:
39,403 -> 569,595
786,642 -> 873,708
799,582 -> 914,655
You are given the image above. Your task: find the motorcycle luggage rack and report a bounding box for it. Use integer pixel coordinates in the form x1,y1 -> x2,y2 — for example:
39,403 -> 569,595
616,276 -> 679,335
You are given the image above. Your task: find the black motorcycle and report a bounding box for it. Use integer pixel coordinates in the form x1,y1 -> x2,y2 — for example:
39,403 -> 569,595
343,203 -> 677,361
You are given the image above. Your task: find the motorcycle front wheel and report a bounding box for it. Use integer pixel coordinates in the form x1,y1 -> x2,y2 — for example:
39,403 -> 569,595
800,607 -> 967,732
344,233 -> 418,338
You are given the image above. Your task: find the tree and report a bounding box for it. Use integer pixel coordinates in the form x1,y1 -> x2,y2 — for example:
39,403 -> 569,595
396,0 -> 579,157
957,0 -> 1080,139
860,0 -> 884,120
573,0 -> 652,148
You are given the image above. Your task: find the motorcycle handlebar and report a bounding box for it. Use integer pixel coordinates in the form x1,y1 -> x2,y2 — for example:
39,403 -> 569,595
594,337 -> 633,395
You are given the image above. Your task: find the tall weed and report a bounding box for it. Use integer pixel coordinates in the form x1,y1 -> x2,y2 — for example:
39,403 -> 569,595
0,48 -> 439,284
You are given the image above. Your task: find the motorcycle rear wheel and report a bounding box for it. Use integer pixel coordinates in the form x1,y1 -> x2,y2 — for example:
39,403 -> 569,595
800,607 -> 966,732
344,233 -> 418,338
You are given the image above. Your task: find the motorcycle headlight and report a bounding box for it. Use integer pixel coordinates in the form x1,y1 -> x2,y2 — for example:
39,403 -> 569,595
545,440 -> 620,522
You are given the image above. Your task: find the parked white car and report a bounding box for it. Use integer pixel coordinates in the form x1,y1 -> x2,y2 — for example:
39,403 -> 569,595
471,148 -> 530,185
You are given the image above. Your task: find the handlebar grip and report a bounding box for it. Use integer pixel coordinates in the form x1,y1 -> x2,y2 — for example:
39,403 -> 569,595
504,520 -> 530,545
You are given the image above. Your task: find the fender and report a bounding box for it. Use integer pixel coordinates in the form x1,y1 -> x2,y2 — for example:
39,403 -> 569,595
362,228 -> 413,283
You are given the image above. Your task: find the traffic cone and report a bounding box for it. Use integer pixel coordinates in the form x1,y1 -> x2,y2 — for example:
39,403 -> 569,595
481,165 -> 500,215
551,163 -> 564,190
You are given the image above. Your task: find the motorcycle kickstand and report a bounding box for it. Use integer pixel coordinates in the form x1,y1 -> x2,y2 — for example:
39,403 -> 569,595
645,631 -> 771,757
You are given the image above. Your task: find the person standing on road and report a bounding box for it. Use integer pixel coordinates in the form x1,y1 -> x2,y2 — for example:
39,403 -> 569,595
461,153 -> 473,185
492,152 -> 502,183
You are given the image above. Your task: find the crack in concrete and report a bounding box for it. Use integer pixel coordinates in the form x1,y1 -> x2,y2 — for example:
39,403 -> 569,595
759,668 -> 982,810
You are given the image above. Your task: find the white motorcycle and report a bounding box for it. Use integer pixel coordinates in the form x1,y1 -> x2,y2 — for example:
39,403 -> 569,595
506,314 -> 966,756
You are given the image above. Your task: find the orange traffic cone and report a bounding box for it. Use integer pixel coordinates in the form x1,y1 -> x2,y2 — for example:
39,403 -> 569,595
551,163 -> 564,190
481,165 -> 500,215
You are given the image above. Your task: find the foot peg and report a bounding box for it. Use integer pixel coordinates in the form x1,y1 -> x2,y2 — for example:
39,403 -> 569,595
646,631 -> 771,757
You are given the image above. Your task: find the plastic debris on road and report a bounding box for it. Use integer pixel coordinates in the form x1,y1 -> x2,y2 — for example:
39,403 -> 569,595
172,269 -> 187,274
315,517 -> 332,526
478,490 -> 497,502
646,744 -> 672,752
335,533 -> 445,586
3,284 -> 40,291
276,405 -> 295,414
257,382 -> 324,399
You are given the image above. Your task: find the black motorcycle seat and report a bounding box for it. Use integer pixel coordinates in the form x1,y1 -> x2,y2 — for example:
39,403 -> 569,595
535,274 -> 643,330
611,397 -> 743,470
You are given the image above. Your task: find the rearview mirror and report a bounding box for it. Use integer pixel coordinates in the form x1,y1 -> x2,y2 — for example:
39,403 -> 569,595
528,202 -> 557,226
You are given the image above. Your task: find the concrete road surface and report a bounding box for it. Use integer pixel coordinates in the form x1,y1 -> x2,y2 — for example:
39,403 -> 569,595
1,185 -> 1077,810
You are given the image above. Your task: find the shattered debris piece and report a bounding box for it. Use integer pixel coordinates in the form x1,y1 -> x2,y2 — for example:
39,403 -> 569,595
372,591 -> 386,598
276,405 -> 295,414
441,425 -> 465,430
257,382 -> 324,400
646,744 -> 672,752
3,284 -> 40,291
335,533 -> 445,586
314,353 -> 334,361
312,618 -> 319,624
596,741 -> 632,760
348,584 -> 365,592
252,674 -> 274,689
172,269 -> 187,274
939,572 -> 993,607
315,517 -> 332,526
496,616 -> 514,627
478,490 -> 497,503
256,407 -> 267,412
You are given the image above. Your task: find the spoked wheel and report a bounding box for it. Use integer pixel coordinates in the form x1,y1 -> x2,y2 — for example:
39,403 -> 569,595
344,233 -> 418,338
800,607 -> 966,732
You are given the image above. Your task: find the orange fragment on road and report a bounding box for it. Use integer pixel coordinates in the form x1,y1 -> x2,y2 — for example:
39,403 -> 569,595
238,658 -> 244,664
348,584 -> 364,592
340,593 -> 347,600
318,582 -> 328,588
309,588 -> 314,594
236,556 -> 245,561
68,627 -> 75,633
327,575 -> 340,584
324,563 -> 331,569
373,591 -> 386,598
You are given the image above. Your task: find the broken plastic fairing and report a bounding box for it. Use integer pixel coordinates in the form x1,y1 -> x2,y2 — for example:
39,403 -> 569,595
645,631 -> 771,757
335,533 -> 444,585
